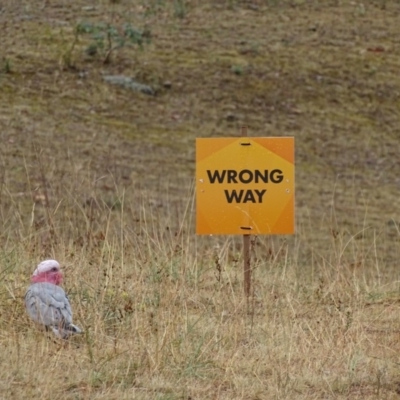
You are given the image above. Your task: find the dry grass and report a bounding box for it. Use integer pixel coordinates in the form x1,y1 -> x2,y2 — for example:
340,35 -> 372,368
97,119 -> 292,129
1,0 -> 400,398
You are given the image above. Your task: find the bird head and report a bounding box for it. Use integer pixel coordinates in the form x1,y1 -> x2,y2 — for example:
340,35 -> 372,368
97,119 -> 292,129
31,259 -> 63,285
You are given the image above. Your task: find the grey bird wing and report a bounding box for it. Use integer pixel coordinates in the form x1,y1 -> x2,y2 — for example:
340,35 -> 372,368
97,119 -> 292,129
25,282 -> 73,328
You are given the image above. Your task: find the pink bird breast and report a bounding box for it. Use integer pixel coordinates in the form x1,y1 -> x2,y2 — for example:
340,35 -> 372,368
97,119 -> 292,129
31,269 -> 63,285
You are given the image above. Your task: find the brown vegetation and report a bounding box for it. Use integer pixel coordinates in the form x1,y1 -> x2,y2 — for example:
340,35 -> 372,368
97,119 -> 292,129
1,0 -> 400,398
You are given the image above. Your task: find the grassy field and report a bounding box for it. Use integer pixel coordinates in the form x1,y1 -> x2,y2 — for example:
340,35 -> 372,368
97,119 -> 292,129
1,0 -> 400,398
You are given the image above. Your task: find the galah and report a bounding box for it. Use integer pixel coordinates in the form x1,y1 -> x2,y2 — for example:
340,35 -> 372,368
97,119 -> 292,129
25,259 -> 83,339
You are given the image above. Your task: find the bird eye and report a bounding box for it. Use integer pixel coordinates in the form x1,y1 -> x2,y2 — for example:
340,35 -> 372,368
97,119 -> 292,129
51,267 -> 58,272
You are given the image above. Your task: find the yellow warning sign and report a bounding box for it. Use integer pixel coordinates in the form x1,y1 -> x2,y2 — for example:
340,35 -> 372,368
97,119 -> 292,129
196,137 -> 295,235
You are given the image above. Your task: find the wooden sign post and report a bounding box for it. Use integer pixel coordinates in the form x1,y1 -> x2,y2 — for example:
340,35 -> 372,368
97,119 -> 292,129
196,131 -> 295,298
241,126 -> 252,297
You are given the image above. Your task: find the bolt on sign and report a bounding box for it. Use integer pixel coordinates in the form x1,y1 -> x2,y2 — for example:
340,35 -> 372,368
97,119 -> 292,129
196,137 -> 294,235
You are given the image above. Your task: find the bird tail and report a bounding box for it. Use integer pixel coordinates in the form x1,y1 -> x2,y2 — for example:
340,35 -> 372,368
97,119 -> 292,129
51,324 -> 83,339
67,323 -> 83,334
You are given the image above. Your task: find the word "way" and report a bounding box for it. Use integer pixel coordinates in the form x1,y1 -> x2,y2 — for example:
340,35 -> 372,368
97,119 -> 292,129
224,189 -> 266,203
